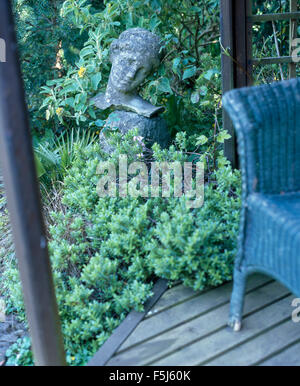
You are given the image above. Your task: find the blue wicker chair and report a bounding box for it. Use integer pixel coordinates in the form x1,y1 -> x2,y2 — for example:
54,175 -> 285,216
222,78 -> 300,331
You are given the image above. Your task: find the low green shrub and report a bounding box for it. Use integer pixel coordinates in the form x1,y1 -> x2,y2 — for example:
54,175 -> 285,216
2,132 -> 241,366
147,165 -> 241,290
5,337 -> 33,367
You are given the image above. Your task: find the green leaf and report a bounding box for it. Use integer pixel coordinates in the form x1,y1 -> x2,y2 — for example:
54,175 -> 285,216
45,109 -> 51,121
157,78 -> 173,94
203,69 -> 219,81
172,57 -> 181,75
89,108 -> 96,119
80,46 -> 94,58
190,6 -> 202,13
182,66 -> 197,80
191,92 -> 200,104
199,86 -> 208,96
34,154 -> 46,178
196,135 -> 208,146
200,100 -> 210,107
91,73 -> 102,91
61,83 -> 79,94
40,86 -> 53,94
217,130 -> 231,143
95,119 -> 105,127
62,97 -> 75,108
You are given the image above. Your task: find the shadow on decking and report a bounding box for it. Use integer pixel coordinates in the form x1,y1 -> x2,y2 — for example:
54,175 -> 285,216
105,274 -> 300,366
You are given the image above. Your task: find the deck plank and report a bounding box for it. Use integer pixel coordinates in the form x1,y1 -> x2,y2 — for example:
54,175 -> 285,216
206,320 -> 300,366
117,274 -> 271,353
145,284 -> 197,319
107,281 -> 290,366
151,295 -> 294,366
259,341 -> 300,366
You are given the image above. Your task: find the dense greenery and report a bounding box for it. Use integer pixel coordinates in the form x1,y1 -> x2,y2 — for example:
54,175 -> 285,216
12,0 -> 106,133
2,131 -> 241,365
252,0 -> 300,82
3,0 -> 293,366
14,0 -> 295,140
13,0 -> 221,149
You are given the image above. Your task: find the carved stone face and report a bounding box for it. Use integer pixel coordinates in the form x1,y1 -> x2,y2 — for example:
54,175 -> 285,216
92,28 -> 163,118
109,50 -> 154,93
108,28 -> 161,95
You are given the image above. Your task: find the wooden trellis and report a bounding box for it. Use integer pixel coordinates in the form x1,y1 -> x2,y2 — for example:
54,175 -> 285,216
221,0 -> 300,168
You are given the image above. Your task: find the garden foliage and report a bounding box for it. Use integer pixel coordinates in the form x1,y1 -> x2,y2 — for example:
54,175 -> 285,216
13,0 -> 221,144
2,132 -> 241,365
0,0 -> 246,366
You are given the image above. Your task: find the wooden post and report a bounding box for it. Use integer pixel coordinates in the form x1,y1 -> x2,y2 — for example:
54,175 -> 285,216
221,0 -> 253,168
233,0 -> 253,88
0,1 -> 66,366
221,0 -> 235,167
246,0 -> 253,84
289,0 -> 298,78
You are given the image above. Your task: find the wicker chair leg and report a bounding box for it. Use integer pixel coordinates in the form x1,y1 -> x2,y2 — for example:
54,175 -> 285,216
228,267 -> 247,332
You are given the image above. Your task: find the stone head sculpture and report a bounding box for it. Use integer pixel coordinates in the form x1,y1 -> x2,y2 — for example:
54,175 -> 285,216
92,28 -> 164,118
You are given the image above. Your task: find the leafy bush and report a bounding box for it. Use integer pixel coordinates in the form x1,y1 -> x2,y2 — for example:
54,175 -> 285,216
2,132 -> 241,365
147,166 -> 241,290
13,0 -> 296,140
38,0 -> 221,143
12,0 -> 105,134
5,337 -> 33,367
34,128 -> 96,190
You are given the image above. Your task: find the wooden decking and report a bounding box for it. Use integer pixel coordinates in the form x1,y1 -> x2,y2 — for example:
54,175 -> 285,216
107,274 -> 300,366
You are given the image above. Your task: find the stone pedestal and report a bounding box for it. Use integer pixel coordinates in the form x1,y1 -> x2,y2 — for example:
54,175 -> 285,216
100,110 -> 170,152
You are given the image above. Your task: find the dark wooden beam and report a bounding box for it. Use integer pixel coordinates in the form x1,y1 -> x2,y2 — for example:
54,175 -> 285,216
221,0 -> 252,169
252,56 -> 295,65
289,0 -> 298,78
0,1 -> 66,366
249,11 -> 300,23
221,0 -> 235,168
232,0 -> 253,88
